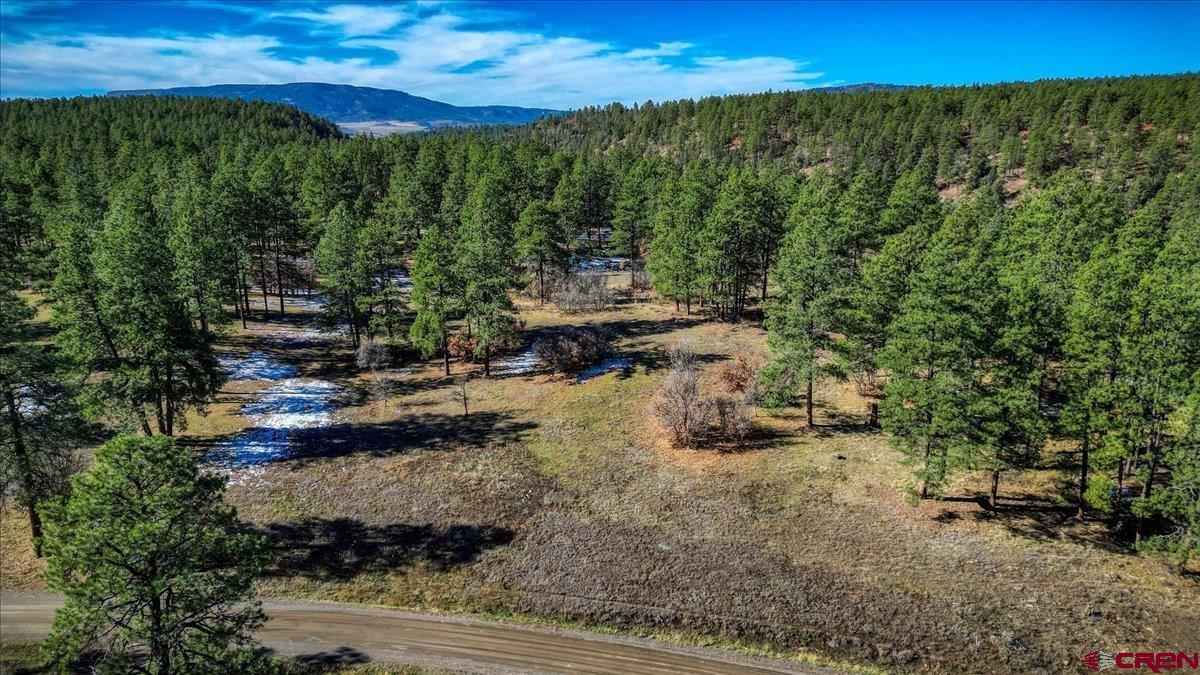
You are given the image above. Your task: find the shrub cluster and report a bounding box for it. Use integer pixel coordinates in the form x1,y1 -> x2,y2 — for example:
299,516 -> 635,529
553,273 -> 612,313
534,326 -> 613,373
653,345 -> 756,448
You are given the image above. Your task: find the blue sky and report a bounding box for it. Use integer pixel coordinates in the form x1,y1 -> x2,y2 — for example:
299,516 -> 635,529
1,1 -> 1196,108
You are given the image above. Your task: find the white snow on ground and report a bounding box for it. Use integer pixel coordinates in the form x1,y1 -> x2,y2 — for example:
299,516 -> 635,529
203,291 -> 345,484
204,378 -> 342,484
577,256 -> 630,272
285,296 -> 326,311
387,268 -> 413,291
13,386 -> 47,415
219,351 -> 298,381
494,347 -> 540,376
576,356 -> 633,383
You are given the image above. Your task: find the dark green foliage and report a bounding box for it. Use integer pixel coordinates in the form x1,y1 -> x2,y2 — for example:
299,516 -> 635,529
42,435 -> 270,673
878,197 -> 1001,498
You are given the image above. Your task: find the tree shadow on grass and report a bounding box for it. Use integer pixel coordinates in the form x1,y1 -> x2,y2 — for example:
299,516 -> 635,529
283,646 -> 371,670
183,411 -> 537,467
256,517 -> 515,581
288,412 -> 537,462
948,493 -> 1132,554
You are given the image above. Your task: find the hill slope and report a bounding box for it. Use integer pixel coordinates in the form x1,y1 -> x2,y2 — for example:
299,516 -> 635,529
106,82 -> 561,131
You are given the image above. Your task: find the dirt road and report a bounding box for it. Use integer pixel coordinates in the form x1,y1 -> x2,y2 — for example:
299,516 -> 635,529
0,594 -> 824,674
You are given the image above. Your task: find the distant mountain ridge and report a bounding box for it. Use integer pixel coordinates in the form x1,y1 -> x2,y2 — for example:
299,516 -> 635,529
106,82 -> 561,131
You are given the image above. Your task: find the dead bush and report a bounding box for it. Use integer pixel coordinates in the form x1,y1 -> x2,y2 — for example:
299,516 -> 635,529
715,355 -> 755,393
355,339 -> 389,372
534,326 -> 613,374
666,344 -> 699,370
553,272 -> 612,313
652,365 -> 713,447
448,321 -> 526,363
714,395 -> 752,441
447,333 -> 477,362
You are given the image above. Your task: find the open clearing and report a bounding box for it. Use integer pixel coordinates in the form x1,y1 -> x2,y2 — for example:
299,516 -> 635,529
3,274 -> 1198,674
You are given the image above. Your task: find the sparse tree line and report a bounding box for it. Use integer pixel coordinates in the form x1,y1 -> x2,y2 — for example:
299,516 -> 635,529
0,76 -> 1197,668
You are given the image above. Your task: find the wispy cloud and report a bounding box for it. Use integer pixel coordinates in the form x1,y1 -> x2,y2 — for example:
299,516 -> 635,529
0,2 -> 825,108
269,4 -> 410,36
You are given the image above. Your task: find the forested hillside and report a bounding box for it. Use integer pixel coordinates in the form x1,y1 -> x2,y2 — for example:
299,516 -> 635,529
2,74 -> 1198,670
528,74 -> 1198,187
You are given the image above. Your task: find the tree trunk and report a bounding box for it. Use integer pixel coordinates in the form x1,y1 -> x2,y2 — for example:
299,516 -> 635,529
538,259 -> 546,304
274,241 -> 285,315
1077,434 -> 1090,520
989,468 -> 1000,509
630,232 -> 637,288
259,247 -> 270,316
806,373 -> 814,428
148,567 -> 170,674
4,388 -> 43,557
919,438 -> 932,499
1135,444 -> 1160,545
164,368 -> 174,437
483,346 -> 491,377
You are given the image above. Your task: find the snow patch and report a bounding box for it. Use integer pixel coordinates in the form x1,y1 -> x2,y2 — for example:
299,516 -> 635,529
219,351 -> 298,381
494,347 -> 539,376
576,357 -> 633,383
203,378 -> 342,478
577,256 -> 630,272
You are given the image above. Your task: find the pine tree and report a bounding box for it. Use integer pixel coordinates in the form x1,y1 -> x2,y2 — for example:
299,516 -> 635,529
42,435 -> 270,673
315,203 -> 369,347
761,172 -> 845,427
611,159 -> 655,285
516,198 -> 568,303
838,166 -> 943,396
410,219 -> 462,376
647,160 -> 716,314
249,152 -> 298,316
879,196 -> 1000,499
380,139 -> 444,247
357,213 -> 405,339
167,159 -> 236,333
1119,210 -> 1200,543
1,273 -> 85,556
701,167 -> 774,321
90,172 -> 222,436
459,152 -> 519,376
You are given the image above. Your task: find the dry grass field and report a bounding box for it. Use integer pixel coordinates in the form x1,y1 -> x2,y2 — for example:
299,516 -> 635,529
4,276 -> 1198,674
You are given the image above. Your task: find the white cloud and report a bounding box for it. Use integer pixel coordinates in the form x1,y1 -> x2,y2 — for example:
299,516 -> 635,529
271,4 -> 410,36
0,4 -> 826,108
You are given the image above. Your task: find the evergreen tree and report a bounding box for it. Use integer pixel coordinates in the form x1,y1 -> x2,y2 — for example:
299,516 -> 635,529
1,274 -> 85,556
611,159 -> 655,285
879,197 -> 1000,499
91,172 -> 222,436
647,160 -> 716,314
1119,211 -> 1200,543
459,153 -> 520,376
166,159 -> 236,333
516,198 -> 568,303
760,173 -> 845,427
315,203 -> 369,347
42,435 -> 270,673
409,219 -> 462,375
838,166 -> 943,394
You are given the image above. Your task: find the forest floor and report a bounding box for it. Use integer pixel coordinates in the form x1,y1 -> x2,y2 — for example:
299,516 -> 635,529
3,275 -> 1198,674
